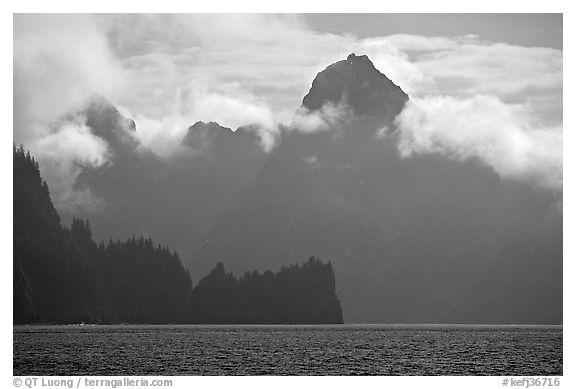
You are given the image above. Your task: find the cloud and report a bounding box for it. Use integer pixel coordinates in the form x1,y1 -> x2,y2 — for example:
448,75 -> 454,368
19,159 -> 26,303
14,14 -> 126,143
395,95 -> 562,191
103,14 -> 355,116
416,41 -> 562,101
99,14 -> 359,152
357,35 -> 453,94
376,34 -> 461,52
120,80 -> 281,155
360,34 -> 562,191
28,116 -> 112,212
357,35 -> 562,112
14,15 -> 563,140
14,14 -> 126,211
290,102 -> 353,133
13,14 -> 563,210
189,89 -> 280,152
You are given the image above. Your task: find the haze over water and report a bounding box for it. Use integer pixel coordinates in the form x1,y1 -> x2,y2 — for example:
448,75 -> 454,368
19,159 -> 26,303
13,324 -> 562,375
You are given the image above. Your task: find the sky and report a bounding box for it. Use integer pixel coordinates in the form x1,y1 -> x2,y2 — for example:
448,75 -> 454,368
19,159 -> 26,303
13,13 -> 563,202
303,14 -> 562,49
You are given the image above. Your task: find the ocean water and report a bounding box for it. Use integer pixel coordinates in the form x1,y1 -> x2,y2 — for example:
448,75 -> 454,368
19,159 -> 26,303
13,324 -> 562,376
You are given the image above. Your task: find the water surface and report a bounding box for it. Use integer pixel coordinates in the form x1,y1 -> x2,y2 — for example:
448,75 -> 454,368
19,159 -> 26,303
13,324 -> 562,375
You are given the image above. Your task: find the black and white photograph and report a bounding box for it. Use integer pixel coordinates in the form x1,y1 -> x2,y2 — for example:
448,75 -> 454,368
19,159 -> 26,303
8,7 -> 568,384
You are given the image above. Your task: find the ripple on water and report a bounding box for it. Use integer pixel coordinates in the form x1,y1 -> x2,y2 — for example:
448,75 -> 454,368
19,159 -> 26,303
13,324 -> 562,376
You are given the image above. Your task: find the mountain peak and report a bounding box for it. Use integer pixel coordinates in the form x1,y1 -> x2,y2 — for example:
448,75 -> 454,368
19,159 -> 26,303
346,52 -> 369,63
188,121 -> 233,134
79,95 -> 139,154
180,121 -> 263,156
301,53 -> 408,121
181,121 -> 234,149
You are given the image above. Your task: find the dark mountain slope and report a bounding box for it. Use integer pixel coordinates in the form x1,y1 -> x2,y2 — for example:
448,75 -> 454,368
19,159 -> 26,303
14,145 -> 193,324
189,54 -> 562,324
14,146 -> 343,324
42,54 -> 561,324
66,105 -> 267,259
13,145 -> 116,323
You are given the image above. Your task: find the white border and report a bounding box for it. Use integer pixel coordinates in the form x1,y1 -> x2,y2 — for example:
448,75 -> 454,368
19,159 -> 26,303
2,3 -> 572,388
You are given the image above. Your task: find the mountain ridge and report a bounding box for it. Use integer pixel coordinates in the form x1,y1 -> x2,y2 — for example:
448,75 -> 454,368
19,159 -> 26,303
44,53 -> 560,324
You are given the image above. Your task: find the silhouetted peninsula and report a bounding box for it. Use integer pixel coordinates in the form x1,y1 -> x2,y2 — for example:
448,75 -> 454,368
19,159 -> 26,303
191,259 -> 342,324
